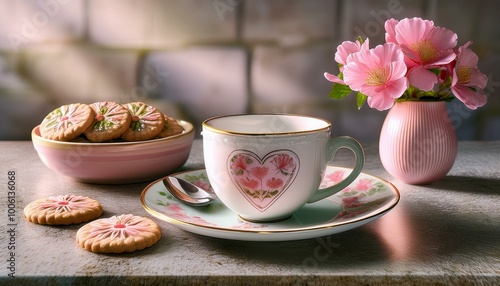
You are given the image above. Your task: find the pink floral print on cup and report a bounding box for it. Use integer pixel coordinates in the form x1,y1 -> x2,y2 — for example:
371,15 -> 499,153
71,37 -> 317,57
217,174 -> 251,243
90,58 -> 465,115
227,150 -> 299,212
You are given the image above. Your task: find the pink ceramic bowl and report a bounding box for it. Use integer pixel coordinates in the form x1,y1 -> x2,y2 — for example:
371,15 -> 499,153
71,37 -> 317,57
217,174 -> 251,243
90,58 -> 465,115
31,120 -> 195,184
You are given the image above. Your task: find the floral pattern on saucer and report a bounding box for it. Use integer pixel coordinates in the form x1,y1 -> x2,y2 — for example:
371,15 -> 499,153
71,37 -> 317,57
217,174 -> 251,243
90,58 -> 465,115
141,166 -> 400,241
321,169 -> 389,221
155,184 -> 267,230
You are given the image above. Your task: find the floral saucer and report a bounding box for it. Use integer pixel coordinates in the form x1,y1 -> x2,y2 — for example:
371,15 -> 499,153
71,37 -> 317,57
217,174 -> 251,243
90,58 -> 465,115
141,166 -> 400,241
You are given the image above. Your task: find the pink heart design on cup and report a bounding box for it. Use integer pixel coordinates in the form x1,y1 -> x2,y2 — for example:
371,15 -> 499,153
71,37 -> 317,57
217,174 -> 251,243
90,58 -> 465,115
227,149 -> 300,212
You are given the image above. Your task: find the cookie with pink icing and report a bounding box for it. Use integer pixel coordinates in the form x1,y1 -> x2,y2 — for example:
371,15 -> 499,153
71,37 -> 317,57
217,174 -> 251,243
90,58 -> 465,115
23,195 -> 103,225
76,214 -> 161,253
121,102 -> 165,141
157,115 -> 184,138
84,101 -> 132,142
39,103 -> 95,141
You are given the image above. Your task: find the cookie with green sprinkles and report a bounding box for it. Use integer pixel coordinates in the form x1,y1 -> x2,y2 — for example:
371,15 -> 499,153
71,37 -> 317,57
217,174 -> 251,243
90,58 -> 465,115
84,101 -> 132,142
39,103 -> 95,141
157,115 -> 184,138
120,102 -> 165,141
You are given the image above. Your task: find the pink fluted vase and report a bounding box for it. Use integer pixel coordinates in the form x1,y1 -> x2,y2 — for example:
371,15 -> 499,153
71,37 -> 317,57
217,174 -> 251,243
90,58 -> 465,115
379,101 -> 457,184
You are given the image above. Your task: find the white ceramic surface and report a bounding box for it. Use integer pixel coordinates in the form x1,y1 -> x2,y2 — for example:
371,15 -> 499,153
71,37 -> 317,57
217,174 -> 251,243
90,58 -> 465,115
141,166 -> 399,241
31,120 -> 195,184
202,114 -> 365,222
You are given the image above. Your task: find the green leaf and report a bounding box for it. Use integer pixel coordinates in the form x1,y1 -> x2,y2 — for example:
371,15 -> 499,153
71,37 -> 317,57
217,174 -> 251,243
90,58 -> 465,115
430,68 -> 441,76
254,190 -> 261,198
156,200 -> 167,206
184,174 -> 196,182
329,83 -> 352,99
337,66 -> 344,76
356,92 -> 367,110
443,96 -> 455,102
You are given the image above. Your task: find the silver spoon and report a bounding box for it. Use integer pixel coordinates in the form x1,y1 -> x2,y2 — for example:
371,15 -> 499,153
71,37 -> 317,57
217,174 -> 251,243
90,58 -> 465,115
162,176 -> 215,206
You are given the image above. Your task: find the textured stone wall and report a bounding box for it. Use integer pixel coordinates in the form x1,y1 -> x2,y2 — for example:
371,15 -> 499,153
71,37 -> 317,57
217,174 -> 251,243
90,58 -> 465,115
1,0 -> 499,141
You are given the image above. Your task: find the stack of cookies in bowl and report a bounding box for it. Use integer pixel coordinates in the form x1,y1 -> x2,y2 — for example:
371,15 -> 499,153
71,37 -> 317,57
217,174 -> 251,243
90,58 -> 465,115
32,101 -> 194,184
39,101 -> 184,143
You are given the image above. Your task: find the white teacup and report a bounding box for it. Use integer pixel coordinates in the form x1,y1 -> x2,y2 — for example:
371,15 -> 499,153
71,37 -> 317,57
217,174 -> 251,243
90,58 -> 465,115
202,114 -> 365,222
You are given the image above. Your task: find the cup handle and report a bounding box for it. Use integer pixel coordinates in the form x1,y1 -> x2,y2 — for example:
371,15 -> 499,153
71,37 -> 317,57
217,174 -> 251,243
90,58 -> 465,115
307,136 -> 365,203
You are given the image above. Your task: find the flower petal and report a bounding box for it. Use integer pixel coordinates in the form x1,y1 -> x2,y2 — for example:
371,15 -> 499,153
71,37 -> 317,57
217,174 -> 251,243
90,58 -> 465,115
367,93 -> 396,111
383,75 -> 408,97
335,39 -> 370,66
324,72 -> 345,84
467,69 -> 489,89
408,66 -> 438,91
394,17 -> 434,46
343,62 -> 369,91
456,45 -> 479,68
451,85 -> 487,110
388,61 -> 408,80
415,31 -> 456,66
385,18 -> 399,44
425,26 -> 458,51
375,42 -> 404,64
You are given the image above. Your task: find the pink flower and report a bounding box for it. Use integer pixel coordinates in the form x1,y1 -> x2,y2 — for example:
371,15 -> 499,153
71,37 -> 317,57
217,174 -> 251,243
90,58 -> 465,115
240,178 -> 259,190
451,42 -> 488,110
166,204 -> 189,219
336,39 -> 370,70
326,170 -> 345,184
355,178 -> 373,191
342,196 -> 362,208
251,166 -> 269,180
343,43 -> 408,111
266,177 -> 284,189
385,17 -> 457,91
270,154 -> 296,174
231,155 -> 249,173
167,203 -> 184,212
191,216 -> 217,226
324,38 -> 370,84
324,17 -> 488,112
384,18 -> 399,44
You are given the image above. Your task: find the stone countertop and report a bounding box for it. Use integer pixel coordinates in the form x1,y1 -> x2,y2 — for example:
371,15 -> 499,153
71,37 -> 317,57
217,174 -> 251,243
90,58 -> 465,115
1,140 -> 499,285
